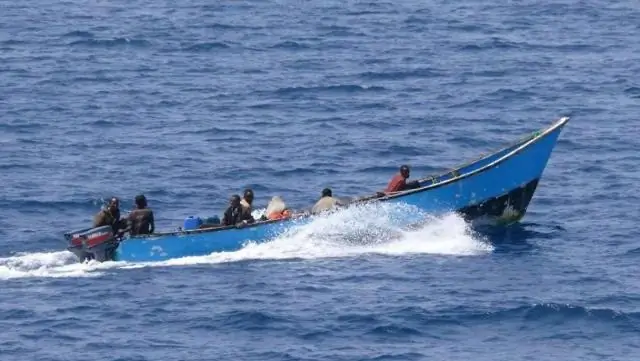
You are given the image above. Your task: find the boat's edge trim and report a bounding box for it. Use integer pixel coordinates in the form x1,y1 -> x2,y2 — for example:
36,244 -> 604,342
126,116 -> 569,239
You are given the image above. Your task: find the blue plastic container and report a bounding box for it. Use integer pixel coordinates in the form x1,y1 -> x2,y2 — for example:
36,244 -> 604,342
183,216 -> 202,230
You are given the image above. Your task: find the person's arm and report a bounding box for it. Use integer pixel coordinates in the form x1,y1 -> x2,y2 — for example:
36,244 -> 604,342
222,208 -> 231,226
93,211 -> 105,228
405,180 -> 420,190
149,211 -> 155,234
241,206 -> 255,223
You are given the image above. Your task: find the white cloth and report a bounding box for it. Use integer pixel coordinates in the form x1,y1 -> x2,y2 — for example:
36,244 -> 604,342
311,196 -> 341,214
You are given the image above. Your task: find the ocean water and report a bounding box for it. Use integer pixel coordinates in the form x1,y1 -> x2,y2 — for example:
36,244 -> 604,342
1,0 -> 639,360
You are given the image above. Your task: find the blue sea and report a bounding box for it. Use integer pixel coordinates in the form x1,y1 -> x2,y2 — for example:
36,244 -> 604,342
1,0 -> 639,360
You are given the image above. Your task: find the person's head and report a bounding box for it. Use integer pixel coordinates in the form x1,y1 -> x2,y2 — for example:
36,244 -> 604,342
134,194 -> 147,209
230,194 -> 241,207
400,165 -> 410,179
108,197 -> 120,213
322,188 -> 332,198
243,189 -> 254,204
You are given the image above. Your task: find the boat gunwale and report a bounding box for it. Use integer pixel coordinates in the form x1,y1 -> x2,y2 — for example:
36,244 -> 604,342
127,117 -> 569,240
376,116 -> 569,200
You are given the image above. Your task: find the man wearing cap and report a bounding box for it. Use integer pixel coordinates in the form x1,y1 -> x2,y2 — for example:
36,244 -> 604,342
384,165 -> 420,193
311,188 -> 343,214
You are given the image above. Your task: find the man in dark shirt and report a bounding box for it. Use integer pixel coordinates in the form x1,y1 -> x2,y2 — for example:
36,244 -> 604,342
223,194 -> 255,227
127,194 -> 155,236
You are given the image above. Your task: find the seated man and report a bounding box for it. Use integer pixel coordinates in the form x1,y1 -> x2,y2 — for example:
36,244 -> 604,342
127,194 -> 155,236
264,196 -> 291,220
311,188 -> 343,215
384,165 -> 420,193
241,189 -> 254,212
94,197 -> 127,236
223,195 -> 255,227
240,188 -> 256,220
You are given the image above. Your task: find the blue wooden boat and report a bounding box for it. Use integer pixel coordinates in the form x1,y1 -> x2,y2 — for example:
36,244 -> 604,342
64,117 -> 570,263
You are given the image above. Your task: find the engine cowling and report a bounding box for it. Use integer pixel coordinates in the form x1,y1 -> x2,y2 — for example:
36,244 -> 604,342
64,225 -> 119,262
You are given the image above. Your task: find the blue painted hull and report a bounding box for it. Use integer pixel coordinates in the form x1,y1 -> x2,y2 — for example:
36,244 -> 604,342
110,117 -> 569,262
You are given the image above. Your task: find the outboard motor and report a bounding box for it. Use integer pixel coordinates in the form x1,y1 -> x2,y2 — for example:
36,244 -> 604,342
64,225 -> 120,262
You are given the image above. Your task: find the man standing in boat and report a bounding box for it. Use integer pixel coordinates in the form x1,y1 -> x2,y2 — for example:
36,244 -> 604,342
385,165 -> 420,193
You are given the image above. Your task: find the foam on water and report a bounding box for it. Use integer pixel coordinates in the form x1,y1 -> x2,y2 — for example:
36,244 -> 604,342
0,250 -> 106,279
0,203 -> 493,280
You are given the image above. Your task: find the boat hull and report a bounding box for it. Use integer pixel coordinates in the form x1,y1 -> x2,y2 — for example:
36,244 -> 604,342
87,117 -> 568,263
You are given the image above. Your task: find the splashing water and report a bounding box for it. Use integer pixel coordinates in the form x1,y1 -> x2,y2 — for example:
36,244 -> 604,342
0,203 -> 493,280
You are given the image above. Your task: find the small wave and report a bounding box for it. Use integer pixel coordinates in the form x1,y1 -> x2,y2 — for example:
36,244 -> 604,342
0,163 -> 32,171
345,10 -> 392,16
337,313 -> 380,324
624,247 -> 640,256
71,75 -> 126,83
459,44 -> 483,51
404,16 -> 430,25
354,102 -> 397,111
271,168 -> 317,177
325,30 -> 366,37
69,38 -> 151,48
624,86 -> 640,98
81,119 -> 130,127
0,122 -> 42,131
375,144 -> 423,157
448,24 -> 485,33
463,69 -> 509,77
358,68 -> 444,81
1,39 -> 27,46
174,126 -> 257,137
62,30 -> 94,38
274,84 -> 386,96
486,88 -> 536,99
206,23 -> 263,31
519,303 -> 639,324
270,41 -> 311,50
458,38 -> 521,51
402,303 -> 640,326
182,42 -> 231,52
366,324 -> 422,336
217,310 -> 291,330
316,25 -> 351,32
0,67 -> 28,75
0,198 -> 100,211
243,69 -> 267,75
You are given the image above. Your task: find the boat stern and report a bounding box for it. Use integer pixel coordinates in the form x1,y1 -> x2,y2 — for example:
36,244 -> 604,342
64,226 -> 120,262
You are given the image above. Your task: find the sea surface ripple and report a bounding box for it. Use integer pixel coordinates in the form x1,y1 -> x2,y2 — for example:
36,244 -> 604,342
1,0 -> 639,360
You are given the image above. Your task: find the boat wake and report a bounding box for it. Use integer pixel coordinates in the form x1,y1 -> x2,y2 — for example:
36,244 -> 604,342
0,203 -> 493,280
